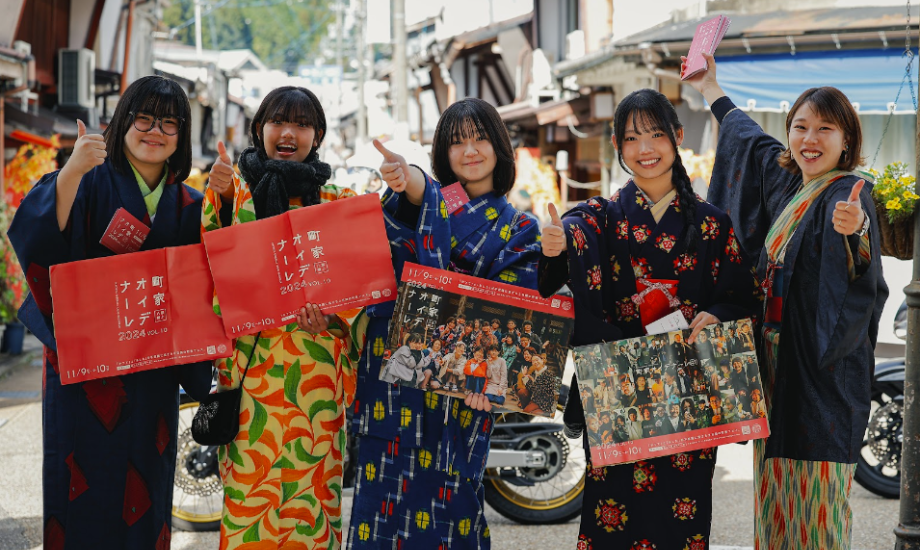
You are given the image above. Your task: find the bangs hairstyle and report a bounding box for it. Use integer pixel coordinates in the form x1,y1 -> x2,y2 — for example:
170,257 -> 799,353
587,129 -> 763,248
104,75 -> 192,182
432,98 -> 516,195
250,86 -> 327,159
778,86 -> 864,175
613,89 -> 699,252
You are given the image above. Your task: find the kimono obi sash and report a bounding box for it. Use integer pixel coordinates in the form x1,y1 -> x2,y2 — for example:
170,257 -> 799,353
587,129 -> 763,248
632,278 -> 679,328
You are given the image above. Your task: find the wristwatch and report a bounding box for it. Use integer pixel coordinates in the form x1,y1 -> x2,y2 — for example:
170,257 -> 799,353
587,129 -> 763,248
854,212 -> 871,237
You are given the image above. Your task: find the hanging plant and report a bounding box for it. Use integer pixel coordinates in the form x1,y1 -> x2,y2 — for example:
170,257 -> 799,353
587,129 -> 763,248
869,162 -> 918,260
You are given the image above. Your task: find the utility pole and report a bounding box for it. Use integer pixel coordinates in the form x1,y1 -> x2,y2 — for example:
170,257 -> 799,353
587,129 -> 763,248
335,0 -> 344,125
194,0 -> 203,57
895,55 -> 920,550
356,0 -> 368,147
393,0 -> 408,139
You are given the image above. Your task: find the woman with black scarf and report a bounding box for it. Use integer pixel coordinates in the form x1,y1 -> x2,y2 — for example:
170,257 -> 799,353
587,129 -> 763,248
203,86 -> 367,549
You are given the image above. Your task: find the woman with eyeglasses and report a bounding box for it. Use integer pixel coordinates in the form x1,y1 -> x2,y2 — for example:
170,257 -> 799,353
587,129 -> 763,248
7,75 -> 214,548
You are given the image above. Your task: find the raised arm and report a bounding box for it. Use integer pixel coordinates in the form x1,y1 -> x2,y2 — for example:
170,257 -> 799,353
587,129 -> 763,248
56,120 -> 106,230
682,52 -> 798,259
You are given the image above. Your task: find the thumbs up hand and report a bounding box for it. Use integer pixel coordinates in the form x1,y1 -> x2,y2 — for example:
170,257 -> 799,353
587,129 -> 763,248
832,178 -> 866,235
541,203 -> 567,257
374,139 -> 411,193
208,141 -> 236,199
66,119 -> 107,177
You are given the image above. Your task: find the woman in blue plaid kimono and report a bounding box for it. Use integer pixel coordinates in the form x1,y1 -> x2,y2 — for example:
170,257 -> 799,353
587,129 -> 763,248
348,98 -> 541,549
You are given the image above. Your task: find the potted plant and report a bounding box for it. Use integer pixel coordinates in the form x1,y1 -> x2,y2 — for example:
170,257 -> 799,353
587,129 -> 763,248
0,199 -> 26,354
870,162 -> 919,261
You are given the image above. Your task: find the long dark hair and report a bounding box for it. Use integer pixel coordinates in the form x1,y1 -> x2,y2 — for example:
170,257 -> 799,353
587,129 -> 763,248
250,86 -> 327,160
104,75 -> 193,182
431,98 -> 516,195
613,89 -> 698,253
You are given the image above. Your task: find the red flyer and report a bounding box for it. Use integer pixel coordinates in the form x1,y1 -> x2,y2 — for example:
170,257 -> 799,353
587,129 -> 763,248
203,193 -> 397,338
99,208 -> 150,254
51,244 -> 233,385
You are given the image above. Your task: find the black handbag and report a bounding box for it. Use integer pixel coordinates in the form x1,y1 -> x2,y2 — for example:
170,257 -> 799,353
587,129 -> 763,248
191,332 -> 261,446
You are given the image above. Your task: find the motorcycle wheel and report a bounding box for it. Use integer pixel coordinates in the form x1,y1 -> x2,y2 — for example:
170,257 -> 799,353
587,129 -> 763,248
855,387 -> 902,499
484,412 -> 586,524
172,401 -> 224,531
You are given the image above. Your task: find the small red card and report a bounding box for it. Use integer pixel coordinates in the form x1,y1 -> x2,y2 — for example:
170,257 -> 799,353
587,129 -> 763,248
100,208 -> 150,254
441,182 -> 470,214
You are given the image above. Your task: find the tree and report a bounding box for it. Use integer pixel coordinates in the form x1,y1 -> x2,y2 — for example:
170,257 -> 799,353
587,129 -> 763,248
160,0 -> 334,72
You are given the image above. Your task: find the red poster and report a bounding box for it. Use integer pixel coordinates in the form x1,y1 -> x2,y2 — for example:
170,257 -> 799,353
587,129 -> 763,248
203,194 -> 396,338
51,244 -> 233,385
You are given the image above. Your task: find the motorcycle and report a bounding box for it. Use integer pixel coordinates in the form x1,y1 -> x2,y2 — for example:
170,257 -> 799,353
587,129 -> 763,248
172,377 -> 586,531
855,301 -> 906,499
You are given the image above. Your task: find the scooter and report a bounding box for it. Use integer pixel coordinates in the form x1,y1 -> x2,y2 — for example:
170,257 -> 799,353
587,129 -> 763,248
855,301 -> 906,499
171,378 -> 586,531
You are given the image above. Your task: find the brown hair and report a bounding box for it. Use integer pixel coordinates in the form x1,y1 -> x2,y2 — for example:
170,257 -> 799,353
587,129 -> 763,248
778,87 -> 863,176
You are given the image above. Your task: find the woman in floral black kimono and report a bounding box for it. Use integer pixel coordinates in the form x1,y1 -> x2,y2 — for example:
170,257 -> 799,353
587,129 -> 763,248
539,89 -> 762,549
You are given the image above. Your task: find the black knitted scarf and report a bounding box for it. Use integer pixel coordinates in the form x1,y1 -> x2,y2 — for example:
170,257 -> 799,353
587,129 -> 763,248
237,146 -> 332,219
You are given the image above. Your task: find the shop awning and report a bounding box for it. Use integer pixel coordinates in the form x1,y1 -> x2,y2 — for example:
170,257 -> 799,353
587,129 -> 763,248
715,48 -> 919,114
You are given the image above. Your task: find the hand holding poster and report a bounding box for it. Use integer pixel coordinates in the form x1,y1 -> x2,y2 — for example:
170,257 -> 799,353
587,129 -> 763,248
574,318 -> 767,466
203,193 -> 396,337
51,244 -> 232,384
379,263 -> 575,417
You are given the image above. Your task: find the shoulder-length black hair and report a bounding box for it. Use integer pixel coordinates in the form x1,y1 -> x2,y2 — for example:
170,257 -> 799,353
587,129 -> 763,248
432,98 -> 516,195
250,86 -> 327,160
613,89 -> 698,253
104,75 -> 193,182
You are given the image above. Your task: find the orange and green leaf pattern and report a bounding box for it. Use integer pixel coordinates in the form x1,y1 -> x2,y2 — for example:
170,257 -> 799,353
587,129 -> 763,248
202,174 -> 369,549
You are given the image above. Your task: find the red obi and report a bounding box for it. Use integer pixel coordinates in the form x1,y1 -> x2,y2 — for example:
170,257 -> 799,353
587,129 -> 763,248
632,278 -> 680,328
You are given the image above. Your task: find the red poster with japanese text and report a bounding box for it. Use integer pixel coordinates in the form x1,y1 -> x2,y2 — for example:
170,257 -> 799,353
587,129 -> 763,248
51,244 -> 233,385
203,193 -> 396,338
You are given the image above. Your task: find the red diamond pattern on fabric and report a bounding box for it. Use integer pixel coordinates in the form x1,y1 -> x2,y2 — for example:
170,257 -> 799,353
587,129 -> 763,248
123,462 -> 152,526
155,521 -> 171,550
44,516 -> 65,550
65,452 -> 89,501
45,348 -> 60,376
155,413 -> 170,455
83,378 -> 128,433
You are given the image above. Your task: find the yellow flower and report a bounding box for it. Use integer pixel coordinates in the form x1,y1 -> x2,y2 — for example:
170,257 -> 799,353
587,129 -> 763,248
887,198 -> 903,210
903,191 -> 919,201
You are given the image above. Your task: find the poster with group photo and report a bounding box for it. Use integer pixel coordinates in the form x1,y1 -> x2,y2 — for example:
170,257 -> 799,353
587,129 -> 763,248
573,318 -> 768,467
379,263 -> 575,418
203,193 -> 396,337
50,244 -> 233,384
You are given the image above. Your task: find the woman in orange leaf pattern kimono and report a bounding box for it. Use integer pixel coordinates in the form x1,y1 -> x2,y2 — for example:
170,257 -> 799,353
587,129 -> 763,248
203,86 -> 368,549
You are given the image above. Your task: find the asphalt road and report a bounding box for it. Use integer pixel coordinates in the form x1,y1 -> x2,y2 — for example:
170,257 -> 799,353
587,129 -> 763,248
0,344 -> 901,550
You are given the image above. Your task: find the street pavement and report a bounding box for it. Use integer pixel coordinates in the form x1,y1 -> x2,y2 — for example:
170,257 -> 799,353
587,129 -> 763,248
0,339 -> 901,549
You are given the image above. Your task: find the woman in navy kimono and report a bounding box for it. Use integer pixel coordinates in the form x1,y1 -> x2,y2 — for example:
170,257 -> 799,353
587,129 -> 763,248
539,89 -> 762,549
684,52 -> 887,550
8,76 -> 212,550
348,98 -> 540,549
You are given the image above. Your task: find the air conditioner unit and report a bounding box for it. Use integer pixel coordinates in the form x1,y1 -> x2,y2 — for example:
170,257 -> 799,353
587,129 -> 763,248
58,49 -> 95,109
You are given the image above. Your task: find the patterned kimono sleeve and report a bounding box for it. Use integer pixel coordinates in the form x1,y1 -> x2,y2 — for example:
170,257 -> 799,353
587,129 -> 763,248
486,210 -> 541,288
380,172 -> 452,273
708,106 -> 799,264
704,209 -> 765,323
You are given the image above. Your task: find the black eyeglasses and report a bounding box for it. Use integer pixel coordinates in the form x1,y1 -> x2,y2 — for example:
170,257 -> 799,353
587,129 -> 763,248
129,111 -> 184,136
